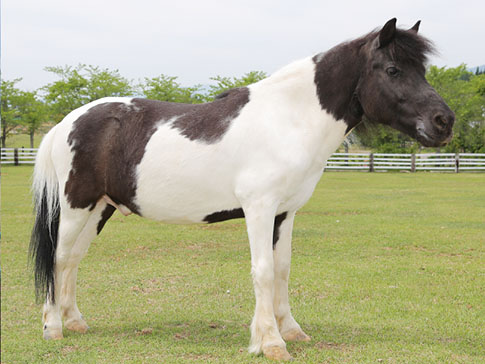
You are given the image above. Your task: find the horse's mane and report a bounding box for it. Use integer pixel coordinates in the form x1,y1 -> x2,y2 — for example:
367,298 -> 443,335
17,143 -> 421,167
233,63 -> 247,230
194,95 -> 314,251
389,29 -> 436,67
361,28 -> 436,68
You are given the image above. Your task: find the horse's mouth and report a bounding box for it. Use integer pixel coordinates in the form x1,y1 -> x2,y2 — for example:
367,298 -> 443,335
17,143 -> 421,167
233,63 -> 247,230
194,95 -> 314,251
416,128 -> 453,147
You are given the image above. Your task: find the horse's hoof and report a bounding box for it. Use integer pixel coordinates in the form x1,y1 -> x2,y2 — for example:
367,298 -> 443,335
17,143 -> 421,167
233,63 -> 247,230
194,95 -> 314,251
263,345 -> 293,361
43,326 -> 63,340
282,328 -> 311,342
65,319 -> 89,334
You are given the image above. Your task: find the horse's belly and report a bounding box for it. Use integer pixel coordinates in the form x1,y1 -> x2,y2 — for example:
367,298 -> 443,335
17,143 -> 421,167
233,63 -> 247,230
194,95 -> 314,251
134,125 -> 240,223
135,178 -> 240,223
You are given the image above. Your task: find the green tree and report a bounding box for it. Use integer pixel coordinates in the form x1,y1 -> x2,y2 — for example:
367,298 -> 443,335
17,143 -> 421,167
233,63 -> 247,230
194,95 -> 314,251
471,72 -> 485,96
206,71 -> 267,100
355,122 -> 418,153
43,64 -> 133,122
17,91 -> 48,148
1,79 -> 23,148
427,65 -> 485,153
139,71 -> 267,104
139,75 -> 204,103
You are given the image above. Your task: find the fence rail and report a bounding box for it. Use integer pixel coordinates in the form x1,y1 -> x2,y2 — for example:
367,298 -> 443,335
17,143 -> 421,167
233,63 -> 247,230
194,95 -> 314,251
1,148 -> 38,165
325,152 -> 485,172
2,148 -> 485,172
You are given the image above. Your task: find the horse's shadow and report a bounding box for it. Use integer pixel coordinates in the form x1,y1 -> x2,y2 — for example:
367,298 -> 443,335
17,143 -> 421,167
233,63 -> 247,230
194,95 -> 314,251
67,318 -> 250,347
63,318 -> 463,351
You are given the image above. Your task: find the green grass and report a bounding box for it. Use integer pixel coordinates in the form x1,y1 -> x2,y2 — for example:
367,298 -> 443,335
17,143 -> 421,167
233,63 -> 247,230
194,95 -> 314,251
1,166 -> 484,363
3,134 -> 44,149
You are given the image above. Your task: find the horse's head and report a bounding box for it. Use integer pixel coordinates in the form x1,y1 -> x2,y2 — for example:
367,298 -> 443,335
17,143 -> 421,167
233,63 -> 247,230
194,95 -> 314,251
357,18 -> 454,147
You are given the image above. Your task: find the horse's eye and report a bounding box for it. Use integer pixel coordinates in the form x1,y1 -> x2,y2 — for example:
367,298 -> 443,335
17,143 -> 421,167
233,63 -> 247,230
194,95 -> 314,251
387,67 -> 400,77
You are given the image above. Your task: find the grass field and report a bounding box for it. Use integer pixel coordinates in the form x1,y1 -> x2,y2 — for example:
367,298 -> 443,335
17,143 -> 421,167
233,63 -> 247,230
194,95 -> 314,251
2,134 -> 44,149
1,166 -> 484,363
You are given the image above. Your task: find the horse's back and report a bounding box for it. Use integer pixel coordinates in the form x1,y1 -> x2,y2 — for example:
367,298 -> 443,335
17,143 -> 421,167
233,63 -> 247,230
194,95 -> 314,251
50,94 -> 252,221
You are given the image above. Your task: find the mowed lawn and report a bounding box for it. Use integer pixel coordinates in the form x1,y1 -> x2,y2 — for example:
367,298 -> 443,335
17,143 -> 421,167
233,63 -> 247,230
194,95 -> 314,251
1,166 -> 484,364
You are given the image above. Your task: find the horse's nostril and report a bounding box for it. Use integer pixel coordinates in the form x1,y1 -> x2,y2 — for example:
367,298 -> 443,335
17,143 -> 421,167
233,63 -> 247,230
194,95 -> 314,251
433,114 -> 448,129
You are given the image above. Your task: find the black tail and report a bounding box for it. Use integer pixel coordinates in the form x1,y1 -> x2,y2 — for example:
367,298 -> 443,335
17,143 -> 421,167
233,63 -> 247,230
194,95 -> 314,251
29,187 -> 60,303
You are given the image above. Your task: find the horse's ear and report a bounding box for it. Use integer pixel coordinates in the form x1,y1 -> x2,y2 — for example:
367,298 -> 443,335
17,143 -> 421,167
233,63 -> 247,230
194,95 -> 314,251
378,18 -> 397,48
409,20 -> 421,33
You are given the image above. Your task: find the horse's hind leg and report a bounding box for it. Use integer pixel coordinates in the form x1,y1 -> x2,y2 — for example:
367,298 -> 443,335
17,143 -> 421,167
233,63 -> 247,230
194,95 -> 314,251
61,201 -> 115,333
43,199 -> 114,339
42,204 -> 92,340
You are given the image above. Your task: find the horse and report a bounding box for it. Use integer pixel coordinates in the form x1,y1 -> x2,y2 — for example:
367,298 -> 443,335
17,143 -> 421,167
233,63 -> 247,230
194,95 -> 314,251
30,18 -> 454,361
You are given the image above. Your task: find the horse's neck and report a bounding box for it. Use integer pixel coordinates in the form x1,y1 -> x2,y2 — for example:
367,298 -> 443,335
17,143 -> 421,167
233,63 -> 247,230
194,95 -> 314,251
254,57 -> 318,99
249,57 -> 349,165
313,40 -> 366,132
254,47 -> 363,125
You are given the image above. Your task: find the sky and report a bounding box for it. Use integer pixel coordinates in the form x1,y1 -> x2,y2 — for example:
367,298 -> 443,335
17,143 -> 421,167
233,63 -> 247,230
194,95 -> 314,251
2,0 -> 485,91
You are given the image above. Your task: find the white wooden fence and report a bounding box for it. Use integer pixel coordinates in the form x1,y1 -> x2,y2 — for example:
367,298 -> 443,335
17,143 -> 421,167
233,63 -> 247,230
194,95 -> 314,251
2,148 -> 485,172
326,152 -> 485,172
1,148 -> 37,165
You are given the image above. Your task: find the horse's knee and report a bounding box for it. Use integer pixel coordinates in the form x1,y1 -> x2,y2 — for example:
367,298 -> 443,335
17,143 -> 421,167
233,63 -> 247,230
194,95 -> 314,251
251,261 -> 274,284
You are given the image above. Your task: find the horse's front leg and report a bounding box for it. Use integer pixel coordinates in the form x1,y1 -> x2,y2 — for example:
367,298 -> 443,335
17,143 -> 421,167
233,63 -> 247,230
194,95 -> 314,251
273,211 -> 311,342
244,200 -> 292,361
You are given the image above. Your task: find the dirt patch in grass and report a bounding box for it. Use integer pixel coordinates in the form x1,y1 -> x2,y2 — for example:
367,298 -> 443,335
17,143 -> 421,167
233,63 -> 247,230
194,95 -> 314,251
315,341 -> 354,352
60,345 -> 81,354
182,353 -> 217,361
135,327 -> 154,335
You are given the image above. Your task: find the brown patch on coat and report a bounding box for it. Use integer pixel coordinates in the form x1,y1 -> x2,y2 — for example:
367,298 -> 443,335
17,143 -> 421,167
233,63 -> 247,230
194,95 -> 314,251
203,208 -> 245,223
171,87 -> 249,142
65,89 -> 250,214
272,212 -> 287,249
97,205 -> 116,234
313,39 -> 366,134
203,209 -> 287,249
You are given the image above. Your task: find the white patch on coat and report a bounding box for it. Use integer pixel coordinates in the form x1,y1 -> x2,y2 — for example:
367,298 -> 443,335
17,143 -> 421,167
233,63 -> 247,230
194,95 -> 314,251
134,57 -> 347,222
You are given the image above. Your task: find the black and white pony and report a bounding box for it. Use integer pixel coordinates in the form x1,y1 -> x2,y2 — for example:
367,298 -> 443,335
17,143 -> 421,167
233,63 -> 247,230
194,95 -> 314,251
31,19 -> 454,360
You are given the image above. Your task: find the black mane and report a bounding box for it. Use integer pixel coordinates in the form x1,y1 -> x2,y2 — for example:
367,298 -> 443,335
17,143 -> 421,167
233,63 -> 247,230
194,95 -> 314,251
387,29 -> 436,68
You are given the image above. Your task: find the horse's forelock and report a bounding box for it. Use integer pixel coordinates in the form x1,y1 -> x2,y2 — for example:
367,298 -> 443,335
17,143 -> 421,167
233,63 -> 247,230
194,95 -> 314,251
388,29 -> 436,67
359,27 -> 436,68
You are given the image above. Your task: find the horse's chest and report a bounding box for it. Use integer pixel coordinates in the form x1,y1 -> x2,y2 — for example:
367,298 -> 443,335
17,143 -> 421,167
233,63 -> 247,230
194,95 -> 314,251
277,167 -> 324,213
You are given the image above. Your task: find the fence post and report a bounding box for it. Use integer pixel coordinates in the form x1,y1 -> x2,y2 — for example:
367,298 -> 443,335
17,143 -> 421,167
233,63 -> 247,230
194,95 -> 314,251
369,153 -> 374,172
411,154 -> 416,173
14,148 -> 19,166
455,153 -> 460,173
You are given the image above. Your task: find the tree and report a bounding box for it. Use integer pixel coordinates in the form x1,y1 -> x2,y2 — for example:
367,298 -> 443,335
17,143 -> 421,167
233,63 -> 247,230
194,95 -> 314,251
17,91 -> 48,148
43,64 -> 133,122
427,65 -> 485,153
139,71 -> 267,104
472,72 -> 485,96
355,122 -> 418,153
206,71 -> 267,100
1,79 -> 23,148
139,75 -> 204,103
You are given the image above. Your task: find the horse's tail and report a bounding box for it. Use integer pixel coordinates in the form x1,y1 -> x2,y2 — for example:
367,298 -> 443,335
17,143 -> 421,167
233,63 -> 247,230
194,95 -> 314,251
29,127 -> 60,303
